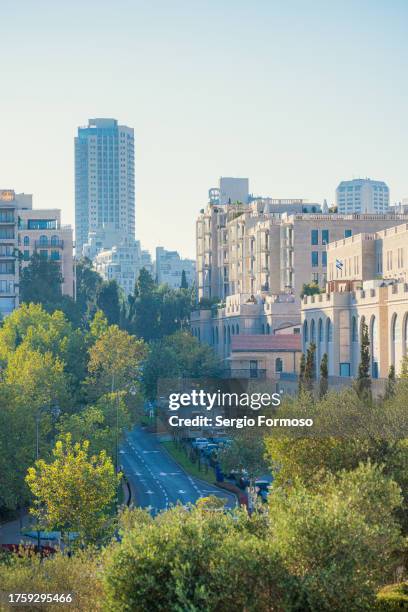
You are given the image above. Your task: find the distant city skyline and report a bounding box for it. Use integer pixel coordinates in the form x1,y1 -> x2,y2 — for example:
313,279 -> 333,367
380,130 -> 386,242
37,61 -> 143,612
1,0 -> 407,259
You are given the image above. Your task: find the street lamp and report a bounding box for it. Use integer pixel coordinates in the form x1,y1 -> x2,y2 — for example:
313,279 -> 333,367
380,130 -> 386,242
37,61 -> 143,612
34,402 -> 60,549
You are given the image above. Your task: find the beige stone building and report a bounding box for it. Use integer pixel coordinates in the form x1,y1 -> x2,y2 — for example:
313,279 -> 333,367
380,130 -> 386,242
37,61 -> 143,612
18,207 -> 74,298
196,201 -> 408,301
229,334 -> 301,380
191,292 -> 300,362
302,223 -> 408,379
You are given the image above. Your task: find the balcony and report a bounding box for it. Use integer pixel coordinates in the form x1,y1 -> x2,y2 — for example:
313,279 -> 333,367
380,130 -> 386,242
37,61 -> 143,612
222,369 -> 267,379
35,239 -> 64,249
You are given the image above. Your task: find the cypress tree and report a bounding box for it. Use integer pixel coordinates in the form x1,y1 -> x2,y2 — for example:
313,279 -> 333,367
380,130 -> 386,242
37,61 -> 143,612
319,353 -> 329,399
355,320 -> 371,401
304,342 -> 316,393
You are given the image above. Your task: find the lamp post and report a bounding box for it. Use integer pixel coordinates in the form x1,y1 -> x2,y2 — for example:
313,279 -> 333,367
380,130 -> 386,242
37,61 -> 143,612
35,402 -> 60,549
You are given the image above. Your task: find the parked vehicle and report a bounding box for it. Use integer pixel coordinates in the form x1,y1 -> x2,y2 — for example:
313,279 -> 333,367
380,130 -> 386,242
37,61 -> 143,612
191,437 -> 209,450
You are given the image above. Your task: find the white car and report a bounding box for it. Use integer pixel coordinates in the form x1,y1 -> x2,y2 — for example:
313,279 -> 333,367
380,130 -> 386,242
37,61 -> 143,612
192,438 -> 209,449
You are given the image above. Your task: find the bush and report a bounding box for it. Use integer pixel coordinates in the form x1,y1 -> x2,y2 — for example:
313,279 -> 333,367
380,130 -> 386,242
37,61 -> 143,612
376,582 -> 408,610
269,463 -> 404,611
0,549 -> 103,611
103,505 -> 295,611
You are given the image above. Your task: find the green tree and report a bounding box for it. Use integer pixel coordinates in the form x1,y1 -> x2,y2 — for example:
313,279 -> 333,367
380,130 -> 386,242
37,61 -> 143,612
319,353 -> 328,398
298,353 -> 306,394
26,434 -> 119,544
304,342 -> 316,393
86,325 -> 146,399
75,257 -> 103,321
180,269 -> 188,289
219,428 -> 268,511
142,331 -> 221,400
96,280 -> 122,326
269,463 -> 403,611
103,505 -> 294,612
355,320 -> 371,401
57,393 -> 131,459
19,253 -> 63,308
384,364 -> 396,400
300,282 -> 320,299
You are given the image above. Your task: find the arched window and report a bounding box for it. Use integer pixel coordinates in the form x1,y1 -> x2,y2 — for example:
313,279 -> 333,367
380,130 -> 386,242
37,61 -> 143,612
318,319 -> 323,343
275,358 -> 283,373
370,315 -> 378,378
215,327 -> 219,344
211,328 -> 215,344
236,324 -> 239,335
51,235 -> 59,246
266,323 -> 271,335
391,313 -> 398,366
39,235 -> 48,246
303,320 -> 308,343
310,319 -> 316,343
404,314 -> 408,356
23,236 -> 29,246
326,318 -> 332,342
231,325 -> 235,335
262,324 -> 265,335
227,326 -> 231,344
351,316 -> 357,342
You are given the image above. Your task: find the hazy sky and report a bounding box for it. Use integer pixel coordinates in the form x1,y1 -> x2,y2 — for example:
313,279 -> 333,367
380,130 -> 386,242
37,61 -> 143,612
0,0 -> 407,258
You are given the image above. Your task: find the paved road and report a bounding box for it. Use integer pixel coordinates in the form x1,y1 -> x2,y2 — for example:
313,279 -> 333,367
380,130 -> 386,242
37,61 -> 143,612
120,427 -> 235,514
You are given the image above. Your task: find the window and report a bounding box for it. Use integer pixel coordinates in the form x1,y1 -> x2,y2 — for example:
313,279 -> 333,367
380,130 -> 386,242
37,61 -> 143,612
322,230 -> 329,245
0,210 -> 14,222
344,229 -> 352,238
27,219 -> 57,230
50,251 -> 60,261
0,261 -> 15,274
312,272 -> 319,283
275,358 -> 283,373
39,235 -> 48,246
0,228 -> 14,239
23,250 -> 30,261
322,251 -> 327,267
312,251 -> 319,267
23,235 -> 29,246
51,235 -> 59,246
340,363 -> 351,377
311,230 -> 318,245
352,317 -> 357,342
39,249 -> 48,259
0,245 -> 13,256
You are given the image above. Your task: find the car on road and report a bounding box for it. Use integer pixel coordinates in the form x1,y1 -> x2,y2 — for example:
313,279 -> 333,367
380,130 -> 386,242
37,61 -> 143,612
191,437 -> 209,450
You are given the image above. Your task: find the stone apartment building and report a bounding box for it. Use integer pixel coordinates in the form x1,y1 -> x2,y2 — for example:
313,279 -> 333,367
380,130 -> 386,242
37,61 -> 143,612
0,189 -> 74,320
302,223 -> 408,378
196,200 -> 408,301
19,207 -> 74,298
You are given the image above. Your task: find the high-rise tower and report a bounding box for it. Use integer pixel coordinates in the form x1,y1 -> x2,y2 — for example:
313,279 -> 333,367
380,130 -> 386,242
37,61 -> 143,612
75,118 -> 135,255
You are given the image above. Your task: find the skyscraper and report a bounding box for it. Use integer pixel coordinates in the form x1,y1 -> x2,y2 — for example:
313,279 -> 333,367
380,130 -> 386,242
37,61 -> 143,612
336,178 -> 389,214
75,118 -> 135,255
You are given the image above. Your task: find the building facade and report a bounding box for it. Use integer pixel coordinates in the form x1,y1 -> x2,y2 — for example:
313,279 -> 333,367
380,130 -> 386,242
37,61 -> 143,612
229,334 -> 301,380
336,178 -> 389,214
0,190 -> 20,319
75,118 -> 135,255
0,190 -> 74,319
155,247 -> 195,289
302,223 -> 408,379
196,200 -> 408,300
191,292 -> 300,362
94,239 -> 148,296
19,207 -> 74,298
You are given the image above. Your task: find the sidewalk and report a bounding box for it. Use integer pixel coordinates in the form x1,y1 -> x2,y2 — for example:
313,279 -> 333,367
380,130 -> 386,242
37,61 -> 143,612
0,513 -> 33,545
